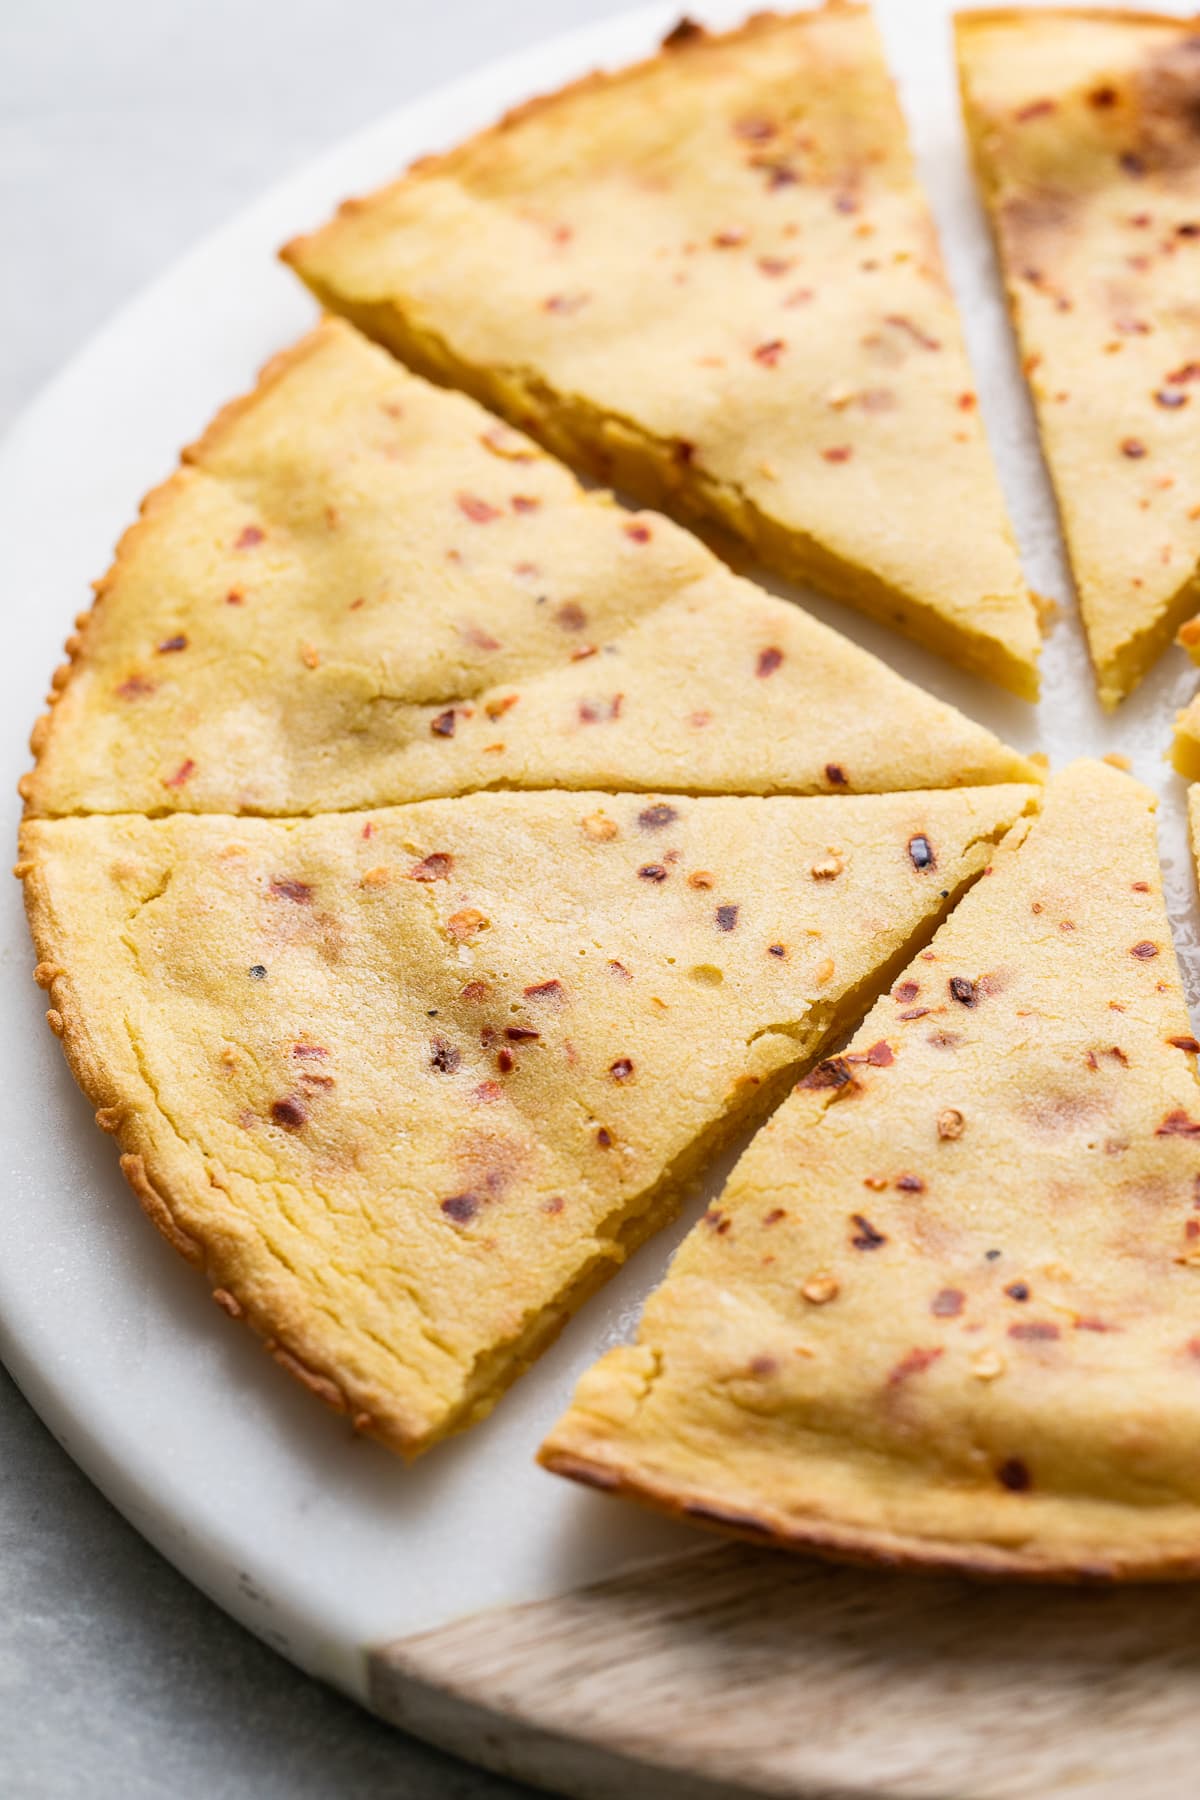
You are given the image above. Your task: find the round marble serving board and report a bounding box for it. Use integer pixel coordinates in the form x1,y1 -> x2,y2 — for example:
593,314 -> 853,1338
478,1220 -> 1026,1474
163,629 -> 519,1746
2,2 -> 1199,1794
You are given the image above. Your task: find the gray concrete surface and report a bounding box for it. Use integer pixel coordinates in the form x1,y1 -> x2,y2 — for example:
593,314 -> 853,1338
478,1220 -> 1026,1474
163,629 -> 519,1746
0,3 -> 628,1793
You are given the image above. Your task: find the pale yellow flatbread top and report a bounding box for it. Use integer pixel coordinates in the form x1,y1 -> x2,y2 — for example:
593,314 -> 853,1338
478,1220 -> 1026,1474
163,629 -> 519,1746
20,784 -> 1035,1455
957,8 -> 1200,708
543,761 -> 1200,1577
283,8 -> 1040,699
24,320 -> 1034,818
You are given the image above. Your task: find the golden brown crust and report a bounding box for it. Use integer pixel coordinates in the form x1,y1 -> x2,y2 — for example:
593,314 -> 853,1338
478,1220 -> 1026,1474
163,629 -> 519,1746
16,818 -> 415,1450
538,1446 -> 1200,1583
956,7 -> 1199,33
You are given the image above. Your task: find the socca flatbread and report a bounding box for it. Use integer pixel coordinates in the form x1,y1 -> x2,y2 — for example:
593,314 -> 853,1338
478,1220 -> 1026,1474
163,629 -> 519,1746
958,8 -> 1200,708
19,784 -> 1035,1454
282,9 -> 1040,698
23,320 -> 1034,817
542,762 -> 1200,1577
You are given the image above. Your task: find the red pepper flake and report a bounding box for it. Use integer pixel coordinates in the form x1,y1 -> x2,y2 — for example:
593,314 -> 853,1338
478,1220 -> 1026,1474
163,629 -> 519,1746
496,1047 -> 515,1074
762,1207 -> 786,1225
895,981 -> 920,1003
1009,1321 -> 1060,1341
156,634 -> 188,653
638,803 -> 678,831
543,292 -> 591,315
638,863 -> 668,883
896,1174 -> 925,1193
1158,1110 -> 1200,1137
888,1346 -> 942,1384
471,1080 -> 501,1105
764,163 -> 799,190
163,759 -> 195,789
1156,388 -> 1189,408
756,256 -> 792,278
1121,437 -> 1147,458
291,1044 -> 328,1060
524,980 -> 565,1005
899,1007 -> 930,1021
624,522 -> 652,544
609,1057 -> 634,1081
996,1458 -> 1031,1492
456,492 -> 502,524
1178,223 -> 1200,238
850,1214 -> 887,1251
116,674 -> 155,699
802,1056 -> 855,1091
715,904 -> 739,932
1131,940 -> 1159,959
235,525 -> 264,549
428,709 -> 457,739
957,392 -> 977,412
1170,1035 -> 1200,1053
885,314 -> 942,352
1015,97 -> 1056,121
481,424 -> 536,462
270,877 -> 313,904
1005,1281 -> 1030,1302
767,943 -> 787,958
608,959 -> 631,981
440,1193 -> 479,1223
270,1097 -> 307,1131
753,339 -> 786,367
931,1288 -> 964,1318
430,1039 -> 461,1073
1120,150 -> 1147,178
553,601 -> 589,635
848,1041 -> 894,1068
825,763 -> 848,787
409,853 -> 453,883
595,1126 -> 614,1149
733,115 -> 776,141
949,976 -> 977,1007
756,645 -> 784,678
713,227 -> 748,248
821,445 -> 853,463
1075,1317 -> 1113,1333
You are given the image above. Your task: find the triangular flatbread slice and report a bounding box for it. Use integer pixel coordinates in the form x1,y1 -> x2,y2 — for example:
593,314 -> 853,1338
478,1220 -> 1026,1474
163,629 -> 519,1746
281,9 -> 1040,698
957,9 -> 1200,708
20,783 -> 1035,1454
24,320 -> 1034,818
542,761 -> 1200,1577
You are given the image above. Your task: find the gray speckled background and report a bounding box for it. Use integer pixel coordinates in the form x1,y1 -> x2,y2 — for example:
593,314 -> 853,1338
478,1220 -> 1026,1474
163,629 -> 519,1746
0,4 -> 626,1793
